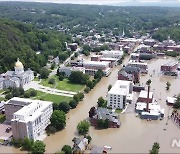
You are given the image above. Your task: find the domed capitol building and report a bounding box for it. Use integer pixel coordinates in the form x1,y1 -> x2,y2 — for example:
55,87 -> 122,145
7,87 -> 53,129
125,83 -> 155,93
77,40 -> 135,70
0,58 -> 34,89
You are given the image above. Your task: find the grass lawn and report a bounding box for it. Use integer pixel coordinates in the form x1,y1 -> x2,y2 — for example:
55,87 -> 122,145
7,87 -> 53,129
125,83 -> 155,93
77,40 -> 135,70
0,114 -> 5,123
41,76 -> 85,92
33,77 -> 40,81
28,89 -> 72,104
115,109 -> 123,114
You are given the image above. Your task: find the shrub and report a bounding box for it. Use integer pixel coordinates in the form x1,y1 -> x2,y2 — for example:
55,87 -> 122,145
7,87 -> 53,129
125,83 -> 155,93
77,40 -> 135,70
48,78 -> 55,84
59,102 -> 70,113
62,145 -> 72,154
84,87 -> 90,93
69,100 -> 78,109
77,120 -> 90,135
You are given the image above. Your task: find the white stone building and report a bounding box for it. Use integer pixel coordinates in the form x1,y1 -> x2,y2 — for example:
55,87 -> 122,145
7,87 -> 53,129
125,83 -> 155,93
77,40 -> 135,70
0,58 -> 34,89
101,50 -> 124,59
5,97 -> 53,141
59,66 -> 85,77
107,80 -> 133,109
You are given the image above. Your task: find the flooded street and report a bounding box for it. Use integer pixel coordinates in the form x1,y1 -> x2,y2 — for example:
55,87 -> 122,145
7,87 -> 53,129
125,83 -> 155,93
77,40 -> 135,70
1,56 -> 180,153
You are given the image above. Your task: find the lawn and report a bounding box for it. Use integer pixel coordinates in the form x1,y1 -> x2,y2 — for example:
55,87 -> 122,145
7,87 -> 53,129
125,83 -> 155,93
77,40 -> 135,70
0,97 -> 5,101
41,76 -> 85,92
30,89 -> 72,104
0,114 -> 5,123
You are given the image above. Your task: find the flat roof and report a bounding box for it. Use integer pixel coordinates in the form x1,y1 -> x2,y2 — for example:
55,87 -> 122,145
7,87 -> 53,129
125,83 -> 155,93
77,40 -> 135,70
139,90 -> 153,99
5,97 -> 33,106
161,61 -> 178,67
83,60 -> 109,66
108,80 -> 131,95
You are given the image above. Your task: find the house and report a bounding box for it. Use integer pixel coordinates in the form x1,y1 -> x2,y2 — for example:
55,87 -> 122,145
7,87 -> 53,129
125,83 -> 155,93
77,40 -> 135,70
89,107 -> 120,128
107,80 -> 133,109
137,90 -> 154,104
68,43 -> 78,51
101,50 -> 124,59
59,66 -> 85,77
161,61 -> 178,76
73,137 -> 89,153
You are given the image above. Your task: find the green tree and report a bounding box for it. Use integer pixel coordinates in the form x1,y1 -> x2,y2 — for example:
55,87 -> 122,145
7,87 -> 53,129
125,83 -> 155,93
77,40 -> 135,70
22,137 -> 34,151
77,120 -> 90,135
50,110 -> 66,130
94,69 -> 104,79
69,71 -> 89,84
32,140 -> 46,154
48,78 -> 55,85
149,142 -> 160,154
69,100 -> 78,109
84,87 -> 90,93
29,89 -> 37,97
108,84 -> 112,91
40,68 -> 50,79
58,102 -> 70,113
86,80 -> 94,89
97,97 -> 105,107
61,145 -> 72,154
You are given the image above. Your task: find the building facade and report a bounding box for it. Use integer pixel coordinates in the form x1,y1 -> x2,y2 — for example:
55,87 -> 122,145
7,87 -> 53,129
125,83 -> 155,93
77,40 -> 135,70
107,80 -> 133,109
5,97 -> 53,141
59,66 -> 85,77
0,58 -> 34,89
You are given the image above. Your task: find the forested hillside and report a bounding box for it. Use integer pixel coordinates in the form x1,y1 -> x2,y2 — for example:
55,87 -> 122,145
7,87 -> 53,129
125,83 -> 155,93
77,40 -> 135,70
0,2 -> 180,36
0,18 -> 71,73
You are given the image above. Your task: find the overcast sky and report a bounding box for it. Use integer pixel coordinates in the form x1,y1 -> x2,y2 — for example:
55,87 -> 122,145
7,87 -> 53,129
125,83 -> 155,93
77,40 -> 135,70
0,0 -> 180,5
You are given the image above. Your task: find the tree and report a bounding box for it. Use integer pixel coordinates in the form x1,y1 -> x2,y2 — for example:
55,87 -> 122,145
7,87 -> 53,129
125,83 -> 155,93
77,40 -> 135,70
89,107 -> 96,118
51,63 -> 55,70
40,68 -> 49,79
85,135 -> 92,144
69,71 -> 89,85
22,137 -> 34,151
59,102 -> 70,113
50,110 -> 66,130
77,120 -> 90,135
69,100 -> 78,109
84,87 -> 90,93
73,94 -> 80,102
166,81 -> 171,90
146,79 -> 152,86
48,78 -> 55,84
61,145 -> 72,154
74,52 -> 78,57
78,92 -> 84,101
94,69 -> 104,79
97,119 -> 109,129
29,89 -> 37,97
174,94 -> 180,109
32,140 -> 46,154
149,142 -> 160,154
108,84 -> 112,91
97,97 -> 105,107
86,80 -> 94,89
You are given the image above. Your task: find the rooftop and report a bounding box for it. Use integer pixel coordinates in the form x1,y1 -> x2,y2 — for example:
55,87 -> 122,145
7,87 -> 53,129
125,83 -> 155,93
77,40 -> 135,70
139,90 -> 153,99
108,80 -> 131,95
161,61 -> 178,67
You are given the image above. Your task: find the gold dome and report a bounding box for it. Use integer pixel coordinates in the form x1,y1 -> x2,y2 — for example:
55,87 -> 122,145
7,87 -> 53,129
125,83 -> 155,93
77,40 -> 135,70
15,58 -> 23,67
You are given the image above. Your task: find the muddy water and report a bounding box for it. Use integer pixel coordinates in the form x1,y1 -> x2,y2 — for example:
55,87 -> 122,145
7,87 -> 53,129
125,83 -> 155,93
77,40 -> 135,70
1,56 -> 180,153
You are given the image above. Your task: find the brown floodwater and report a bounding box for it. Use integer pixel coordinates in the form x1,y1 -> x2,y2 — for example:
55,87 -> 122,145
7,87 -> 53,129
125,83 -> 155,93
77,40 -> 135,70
0,56 -> 180,153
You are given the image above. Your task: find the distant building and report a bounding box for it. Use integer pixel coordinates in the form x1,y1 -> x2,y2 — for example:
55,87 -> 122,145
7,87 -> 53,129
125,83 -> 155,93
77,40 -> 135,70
89,107 -> 120,128
59,66 -> 85,77
68,43 -> 78,51
161,61 -> 178,76
0,58 -> 34,89
118,66 -> 140,83
127,61 -> 148,74
4,97 -> 53,141
107,80 -> 133,109
101,50 -> 124,59
83,61 -> 111,76
143,39 -> 157,47
166,97 -> 177,106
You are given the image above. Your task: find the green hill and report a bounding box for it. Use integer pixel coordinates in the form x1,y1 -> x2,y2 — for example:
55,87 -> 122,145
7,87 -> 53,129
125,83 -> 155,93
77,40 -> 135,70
0,18 -> 71,73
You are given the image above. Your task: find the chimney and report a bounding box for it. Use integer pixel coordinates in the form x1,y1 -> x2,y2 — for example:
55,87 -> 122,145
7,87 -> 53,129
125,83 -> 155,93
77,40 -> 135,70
146,85 -> 150,112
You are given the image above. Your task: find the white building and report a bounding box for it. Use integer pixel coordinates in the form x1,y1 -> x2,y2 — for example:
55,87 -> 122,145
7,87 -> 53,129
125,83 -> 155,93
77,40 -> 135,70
0,58 -> 34,89
59,66 -> 85,77
83,61 -> 111,76
101,50 -> 124,59
6,97 -> 53,141
107,80 -> 133,109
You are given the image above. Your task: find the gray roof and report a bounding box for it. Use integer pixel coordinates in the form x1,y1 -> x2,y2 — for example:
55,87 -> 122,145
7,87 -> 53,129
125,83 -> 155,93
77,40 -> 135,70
10,77 -> 19,82
118,69 -> 133,80
124,66 -> 140,73
0,78 -> 4,82
94,108 -> 120,125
